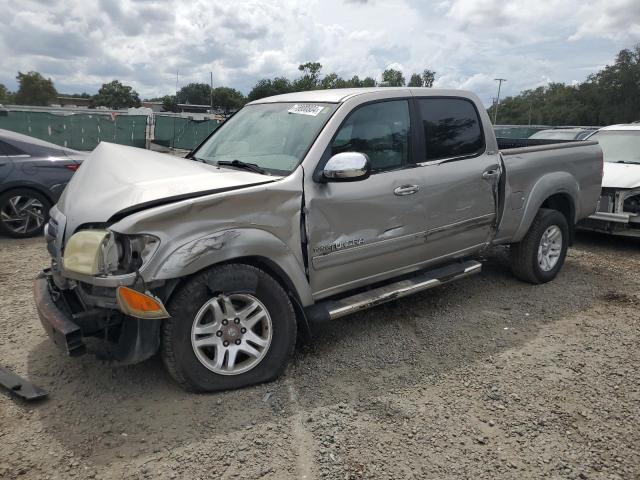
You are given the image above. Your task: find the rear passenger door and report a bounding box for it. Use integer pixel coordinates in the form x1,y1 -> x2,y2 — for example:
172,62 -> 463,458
413,97 -> 499,260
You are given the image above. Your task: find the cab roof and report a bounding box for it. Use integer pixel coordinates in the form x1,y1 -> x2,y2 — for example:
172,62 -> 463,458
597,124 -> 640,131
247,87 -> 477,105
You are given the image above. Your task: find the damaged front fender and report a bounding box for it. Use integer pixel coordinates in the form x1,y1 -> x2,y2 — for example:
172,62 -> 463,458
154,228 -> 313,305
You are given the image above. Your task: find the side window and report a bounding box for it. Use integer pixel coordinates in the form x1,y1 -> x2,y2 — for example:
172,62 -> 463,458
0,140 -> 25,156
331,100 -> 410,172
417,98 -> 484,161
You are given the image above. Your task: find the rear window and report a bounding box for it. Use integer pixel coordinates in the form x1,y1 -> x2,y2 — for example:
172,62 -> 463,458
529,130 -> 579,140
417,98 -> 484,161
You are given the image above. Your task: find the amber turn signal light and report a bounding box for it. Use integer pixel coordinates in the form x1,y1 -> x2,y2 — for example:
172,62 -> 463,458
116,287 -> 170,319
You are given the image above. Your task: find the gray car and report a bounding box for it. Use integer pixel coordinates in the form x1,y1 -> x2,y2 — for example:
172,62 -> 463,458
0,129 -> 84,237
34,88 -> 602,392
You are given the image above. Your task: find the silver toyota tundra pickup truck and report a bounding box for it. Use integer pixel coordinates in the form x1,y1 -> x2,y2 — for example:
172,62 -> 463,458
34,88 -> 603,392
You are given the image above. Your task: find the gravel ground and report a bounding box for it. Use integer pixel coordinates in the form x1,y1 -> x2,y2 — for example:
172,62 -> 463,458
1,232 -> 639,479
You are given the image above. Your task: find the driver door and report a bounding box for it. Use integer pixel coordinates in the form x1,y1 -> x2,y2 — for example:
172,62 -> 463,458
304,99 -> 428,299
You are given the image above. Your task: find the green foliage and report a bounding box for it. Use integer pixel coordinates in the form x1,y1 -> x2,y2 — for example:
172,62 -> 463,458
94,80 -> 141,109
175,83 -> 211,105
0,83 -> 11,103
361,77 -> 376,87
489,45 -> 640,125
14,71 -> 57,106
381,68 -> 405,87
408,73 -> 423,87
247,77 -> 293,102
421,69 -> 436,88
247,64 -> 382,101
211,86 -> 245,114
161,94 -> 178,112
408,70 -> 435,87
293,62 -> 323,91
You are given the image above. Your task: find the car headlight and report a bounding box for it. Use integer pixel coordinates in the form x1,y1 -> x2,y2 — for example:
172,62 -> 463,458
63,230 -> 159,276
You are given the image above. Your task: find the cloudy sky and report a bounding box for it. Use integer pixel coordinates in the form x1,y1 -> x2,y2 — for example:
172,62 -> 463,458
1,0 -> 639,105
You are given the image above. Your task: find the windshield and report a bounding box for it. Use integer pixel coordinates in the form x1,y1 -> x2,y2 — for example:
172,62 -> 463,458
529,130 -> 579,140
193,102 -> 338,175
588,130 -> 640,163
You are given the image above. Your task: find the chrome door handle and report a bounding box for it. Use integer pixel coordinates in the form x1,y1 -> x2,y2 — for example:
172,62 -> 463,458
394,184 -> 420,196
482,169 -> 500,179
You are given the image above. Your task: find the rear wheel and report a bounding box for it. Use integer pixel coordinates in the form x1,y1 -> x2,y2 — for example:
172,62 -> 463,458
510,208 -> 569,284
0,189 -> 51,238
162,264 -> 297,392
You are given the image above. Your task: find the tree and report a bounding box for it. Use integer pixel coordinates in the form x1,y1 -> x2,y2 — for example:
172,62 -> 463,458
361,77 -> 377,87
381,68 -> 405,87
247,77 -> 293,101
0,83 -> 10,103
486,44 -> 640,126
161,94 -> 178,112
293,62 -> 323,91
176,82 -> 211,105
407,69 -> 436,88
14,71 -> 57,106
408,73 -> 423,87
93,80 -> 141,109
421,69 -> 436,87
211,87 -> 245,114
320,73 -> 343,89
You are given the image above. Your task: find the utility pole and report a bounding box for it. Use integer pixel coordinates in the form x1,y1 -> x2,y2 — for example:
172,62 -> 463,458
210,72 -> 214,112
493,78 -> 506,125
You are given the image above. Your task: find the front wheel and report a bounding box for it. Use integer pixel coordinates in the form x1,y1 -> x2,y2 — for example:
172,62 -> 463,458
162,264 -> 297,392
510,208 -> 569,284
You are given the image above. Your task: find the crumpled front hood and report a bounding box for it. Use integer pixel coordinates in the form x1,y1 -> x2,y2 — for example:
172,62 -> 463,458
602,162 -> 640,189
57,142 -> 274,237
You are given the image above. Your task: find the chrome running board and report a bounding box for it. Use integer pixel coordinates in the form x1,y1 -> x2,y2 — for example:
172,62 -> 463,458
306,260 -> 481,322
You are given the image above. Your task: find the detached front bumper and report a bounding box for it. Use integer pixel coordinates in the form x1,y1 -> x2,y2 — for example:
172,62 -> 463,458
33,270 -> 162,365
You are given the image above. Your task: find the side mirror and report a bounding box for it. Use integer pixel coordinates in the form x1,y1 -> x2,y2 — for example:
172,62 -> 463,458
322,152 -> 371,182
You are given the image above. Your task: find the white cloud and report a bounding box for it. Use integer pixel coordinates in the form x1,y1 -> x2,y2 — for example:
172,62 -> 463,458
0,0 -> 639,104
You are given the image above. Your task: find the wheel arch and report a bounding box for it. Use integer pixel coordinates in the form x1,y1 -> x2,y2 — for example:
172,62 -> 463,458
149,228 -> 313,307
0,182 -> 55,204
540,193 -> 575,244
511,173 -> 579,243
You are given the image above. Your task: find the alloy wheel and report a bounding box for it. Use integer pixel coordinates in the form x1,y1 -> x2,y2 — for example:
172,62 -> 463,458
191,293 -> 273,375
537,225 -> 562,272
0,195 -> 45,235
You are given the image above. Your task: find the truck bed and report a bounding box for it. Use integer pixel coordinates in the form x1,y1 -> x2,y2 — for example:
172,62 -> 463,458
496,137 -> 574,150
493,139 -> 602,244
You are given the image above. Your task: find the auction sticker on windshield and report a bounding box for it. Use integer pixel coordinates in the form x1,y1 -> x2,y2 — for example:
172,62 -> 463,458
288,104 -> 325,116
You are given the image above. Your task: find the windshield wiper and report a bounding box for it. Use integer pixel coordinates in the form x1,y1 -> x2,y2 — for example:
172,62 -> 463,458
615,160 -> 640,164
217,159 -> 267,175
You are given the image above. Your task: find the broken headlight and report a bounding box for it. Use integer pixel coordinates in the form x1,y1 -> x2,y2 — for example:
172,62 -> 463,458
63,230 -> 159,276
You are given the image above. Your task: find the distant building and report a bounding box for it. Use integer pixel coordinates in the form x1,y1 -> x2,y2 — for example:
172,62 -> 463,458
141,101 -> 163,113
56,96 -> 93,108
177,103 -> 212,113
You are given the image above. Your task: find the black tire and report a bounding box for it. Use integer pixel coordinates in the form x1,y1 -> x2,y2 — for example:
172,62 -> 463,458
161,264 -> 297,392
510,208 -> 569,284
0,188 -> 51,238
